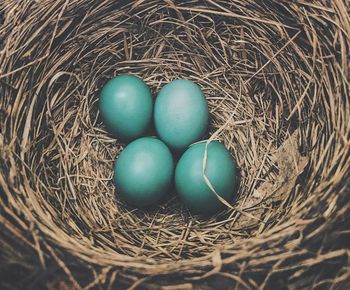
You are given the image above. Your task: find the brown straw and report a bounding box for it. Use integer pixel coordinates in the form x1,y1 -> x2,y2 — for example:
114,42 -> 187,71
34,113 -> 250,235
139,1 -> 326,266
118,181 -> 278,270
1,1 -> 349,289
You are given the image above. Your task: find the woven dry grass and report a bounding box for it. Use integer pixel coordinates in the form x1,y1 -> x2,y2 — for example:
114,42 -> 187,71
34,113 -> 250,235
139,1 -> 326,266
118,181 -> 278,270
0,0 -> 349,289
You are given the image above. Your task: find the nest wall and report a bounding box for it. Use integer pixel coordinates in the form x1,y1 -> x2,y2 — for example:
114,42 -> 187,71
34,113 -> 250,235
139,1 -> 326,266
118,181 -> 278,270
0,0 -> 349,289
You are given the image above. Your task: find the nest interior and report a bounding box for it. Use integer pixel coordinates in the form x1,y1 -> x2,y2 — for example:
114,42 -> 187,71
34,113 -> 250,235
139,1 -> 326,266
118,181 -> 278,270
0,0 -> 349,288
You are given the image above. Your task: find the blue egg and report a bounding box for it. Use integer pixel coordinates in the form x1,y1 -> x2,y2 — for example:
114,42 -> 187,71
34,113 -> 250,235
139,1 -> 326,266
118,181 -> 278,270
154,80 -> 208,151
114,137 -> 174,207
99,74 -> 153,141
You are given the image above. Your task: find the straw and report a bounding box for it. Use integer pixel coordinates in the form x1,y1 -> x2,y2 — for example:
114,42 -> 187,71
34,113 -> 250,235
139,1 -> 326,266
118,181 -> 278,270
0,0 -> 349,289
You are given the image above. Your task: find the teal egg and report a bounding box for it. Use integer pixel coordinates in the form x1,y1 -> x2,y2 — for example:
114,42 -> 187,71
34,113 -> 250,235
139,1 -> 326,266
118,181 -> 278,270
154,79 -> 208,151
175,141 -> 237,215
114,137 -> 174,207
99,74 -> 153,141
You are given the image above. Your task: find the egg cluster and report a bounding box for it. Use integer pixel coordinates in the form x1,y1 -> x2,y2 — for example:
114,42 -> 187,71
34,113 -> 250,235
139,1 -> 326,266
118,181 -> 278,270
99,74 -> 237,215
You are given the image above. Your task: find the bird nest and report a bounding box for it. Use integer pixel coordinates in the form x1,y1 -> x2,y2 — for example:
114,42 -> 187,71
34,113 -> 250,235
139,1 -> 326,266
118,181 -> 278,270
1,1 -> 349,289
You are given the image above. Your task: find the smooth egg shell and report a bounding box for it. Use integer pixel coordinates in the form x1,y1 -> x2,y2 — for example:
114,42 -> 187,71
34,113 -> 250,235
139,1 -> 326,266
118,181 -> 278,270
99,74 -> 153,141
175,141 -> 237,215
154,79 -> 208,151
114,137 -> 174,207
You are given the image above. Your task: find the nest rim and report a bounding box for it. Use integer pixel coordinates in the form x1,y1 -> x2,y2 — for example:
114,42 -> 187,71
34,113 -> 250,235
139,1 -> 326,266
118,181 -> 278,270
0,0 -> 349,287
